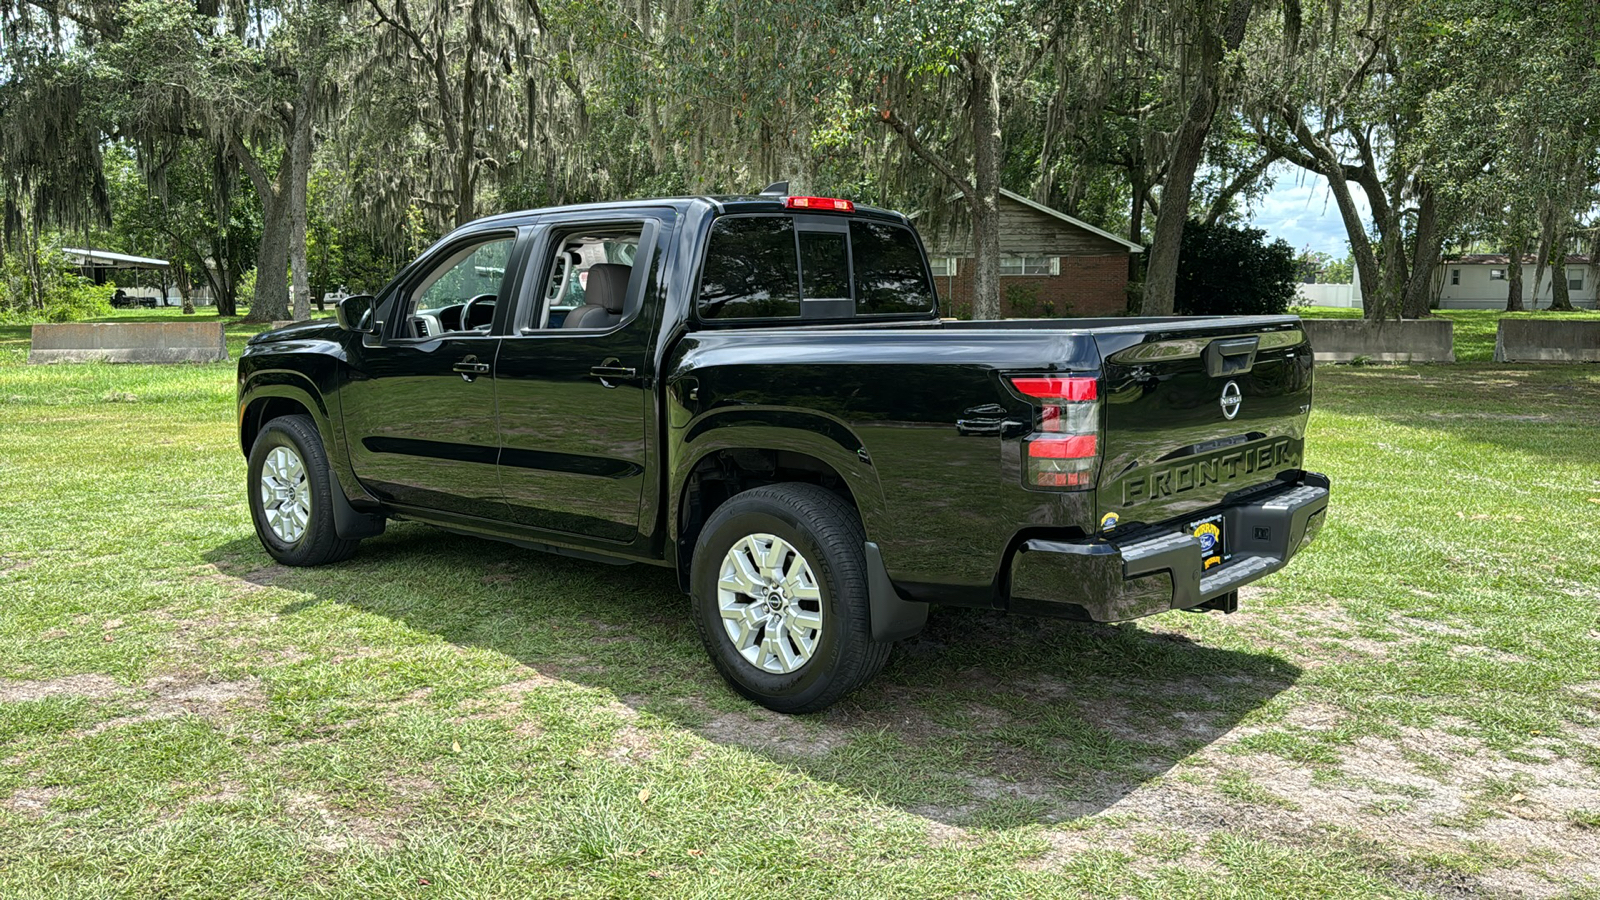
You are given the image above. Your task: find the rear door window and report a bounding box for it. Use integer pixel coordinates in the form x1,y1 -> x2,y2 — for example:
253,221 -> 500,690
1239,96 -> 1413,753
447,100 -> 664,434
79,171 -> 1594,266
696,213 -> 935,322
697,216 -> 801,320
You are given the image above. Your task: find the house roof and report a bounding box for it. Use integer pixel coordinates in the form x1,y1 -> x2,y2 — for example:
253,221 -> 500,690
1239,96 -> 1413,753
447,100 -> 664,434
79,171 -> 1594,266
1445,253 -> 1591,266
997,189 -> 1144,253
924,189 -> 1144,254
63,248 -> 170,269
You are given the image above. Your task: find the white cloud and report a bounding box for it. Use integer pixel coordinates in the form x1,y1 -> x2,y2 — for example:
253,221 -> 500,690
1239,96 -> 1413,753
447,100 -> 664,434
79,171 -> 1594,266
1246,164 -> 1371,257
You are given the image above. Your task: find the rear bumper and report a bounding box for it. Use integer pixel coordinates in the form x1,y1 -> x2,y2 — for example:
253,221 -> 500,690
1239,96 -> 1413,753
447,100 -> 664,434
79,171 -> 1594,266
1008,472 -> 1329,622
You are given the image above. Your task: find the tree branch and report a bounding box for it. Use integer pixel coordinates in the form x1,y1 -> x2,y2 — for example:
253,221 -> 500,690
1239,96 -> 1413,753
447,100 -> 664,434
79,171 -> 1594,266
227,135 -> 274,203
1204,150 -> 1279,226
879,109 -> 975,200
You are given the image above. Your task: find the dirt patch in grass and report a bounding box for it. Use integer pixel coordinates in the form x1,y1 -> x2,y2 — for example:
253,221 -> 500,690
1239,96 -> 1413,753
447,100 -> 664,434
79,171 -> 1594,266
193,562 -> 289,594
38,674 -> 268,737
286,790 -> 402,852
698,709 -> 849,758
1004,707 -> 1600,897
0,674 -> 122,702
490,673 -> 563,695
606,723 -> 660,764
3,786 -> 66,818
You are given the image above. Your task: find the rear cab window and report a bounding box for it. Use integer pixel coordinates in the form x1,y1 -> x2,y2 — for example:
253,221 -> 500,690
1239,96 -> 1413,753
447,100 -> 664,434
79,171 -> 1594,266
696,213 -> 936,323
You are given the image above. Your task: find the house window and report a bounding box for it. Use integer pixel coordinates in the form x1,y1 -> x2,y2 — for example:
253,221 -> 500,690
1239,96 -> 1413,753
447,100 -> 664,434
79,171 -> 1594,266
1489,269 -> 1507,281
1569,269 -> 1585,291
1450,268 -> 1460,285
999,256 -> 1059,276
928,257 -> 958,277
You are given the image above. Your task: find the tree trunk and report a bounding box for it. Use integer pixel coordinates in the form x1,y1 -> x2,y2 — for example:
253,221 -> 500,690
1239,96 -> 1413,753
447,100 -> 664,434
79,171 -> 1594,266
1505,239 -> 1525,312
967,51 -> 1003,321
288,89 -> 315,322
213,232 -> 238,317
175,260 -> 195,315
1549,230 -> 1573,310
1128,168 -> 1145,285
455,4 -> 481,228
251,193 -> 292,322
1141,0 -> 1254,316
1400,183 -> 1441,318
639,0 -> 668,173
1530,211 -> 1554,306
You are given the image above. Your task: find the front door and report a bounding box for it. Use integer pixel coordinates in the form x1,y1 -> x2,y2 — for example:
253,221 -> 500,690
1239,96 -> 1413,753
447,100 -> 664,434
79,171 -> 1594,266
492,214 -> 671,544
342,231 -> 522,517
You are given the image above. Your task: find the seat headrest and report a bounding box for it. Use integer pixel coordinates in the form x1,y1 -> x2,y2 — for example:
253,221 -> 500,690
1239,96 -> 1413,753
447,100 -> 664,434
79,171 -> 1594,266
586,263 -> 631,314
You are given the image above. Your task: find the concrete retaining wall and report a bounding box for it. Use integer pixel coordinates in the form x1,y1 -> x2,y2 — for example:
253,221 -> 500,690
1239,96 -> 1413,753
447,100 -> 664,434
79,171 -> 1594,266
28,322 -> 228,364
1494,319 -> 1600,362
1301,318 -> 1455,364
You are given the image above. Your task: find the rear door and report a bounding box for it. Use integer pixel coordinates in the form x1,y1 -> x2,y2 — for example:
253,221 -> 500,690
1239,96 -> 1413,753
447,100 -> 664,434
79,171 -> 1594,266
1094,319 -> 1313,531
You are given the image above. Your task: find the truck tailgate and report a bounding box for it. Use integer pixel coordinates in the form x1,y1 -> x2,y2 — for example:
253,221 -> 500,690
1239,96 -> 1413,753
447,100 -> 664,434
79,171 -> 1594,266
1094,319 -> 1312,530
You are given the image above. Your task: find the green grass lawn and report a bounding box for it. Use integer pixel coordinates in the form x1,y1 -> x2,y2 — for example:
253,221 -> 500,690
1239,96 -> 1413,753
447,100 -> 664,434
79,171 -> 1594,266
1,315 -> 1598,897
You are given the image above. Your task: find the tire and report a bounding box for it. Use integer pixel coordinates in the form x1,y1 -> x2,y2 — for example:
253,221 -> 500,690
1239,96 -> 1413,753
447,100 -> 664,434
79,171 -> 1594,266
247,414 -> 362,567
690,483 -> 892,713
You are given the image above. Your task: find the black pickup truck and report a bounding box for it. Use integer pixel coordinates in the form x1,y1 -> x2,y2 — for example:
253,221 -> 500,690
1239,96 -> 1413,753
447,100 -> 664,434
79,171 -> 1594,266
238,193 -> 1329,712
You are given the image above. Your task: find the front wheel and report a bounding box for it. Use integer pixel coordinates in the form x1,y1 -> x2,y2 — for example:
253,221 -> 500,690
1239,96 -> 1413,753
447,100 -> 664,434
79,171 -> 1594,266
690,483 -> 892,713
247,414 -> 361,567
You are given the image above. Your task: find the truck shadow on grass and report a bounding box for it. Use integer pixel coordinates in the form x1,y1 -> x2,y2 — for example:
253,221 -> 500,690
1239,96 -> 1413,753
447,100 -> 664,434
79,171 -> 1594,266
208,526 -> 1299,828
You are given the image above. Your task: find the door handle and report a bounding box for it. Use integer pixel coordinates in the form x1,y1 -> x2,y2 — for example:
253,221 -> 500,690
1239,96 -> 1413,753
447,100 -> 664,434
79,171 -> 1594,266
590,358 -> 637,388
454,355 -> 491,382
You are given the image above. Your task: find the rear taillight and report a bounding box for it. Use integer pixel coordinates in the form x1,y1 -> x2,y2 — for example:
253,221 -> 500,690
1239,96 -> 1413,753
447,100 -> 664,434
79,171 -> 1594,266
1011,375 -> 1100,490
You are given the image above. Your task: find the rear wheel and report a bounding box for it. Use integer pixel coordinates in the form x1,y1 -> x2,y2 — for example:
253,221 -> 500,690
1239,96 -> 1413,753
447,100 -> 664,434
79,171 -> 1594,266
690,483 -> 891,713
247,414 -> 361,567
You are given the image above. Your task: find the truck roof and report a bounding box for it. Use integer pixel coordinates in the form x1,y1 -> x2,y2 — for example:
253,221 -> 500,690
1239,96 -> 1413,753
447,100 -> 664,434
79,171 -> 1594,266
466,195 -> 911,231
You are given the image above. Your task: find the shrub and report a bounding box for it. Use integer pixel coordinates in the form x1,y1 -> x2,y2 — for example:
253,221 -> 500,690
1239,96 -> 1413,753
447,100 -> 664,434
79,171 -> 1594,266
236,267 -> 258,307
1004,283 -> 1040,318
0,246 -> 116,323
1175,219 -> 1297,316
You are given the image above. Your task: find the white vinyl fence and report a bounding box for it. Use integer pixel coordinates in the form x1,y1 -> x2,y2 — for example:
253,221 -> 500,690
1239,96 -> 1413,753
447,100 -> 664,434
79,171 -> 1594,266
1295,283 -> 1361,308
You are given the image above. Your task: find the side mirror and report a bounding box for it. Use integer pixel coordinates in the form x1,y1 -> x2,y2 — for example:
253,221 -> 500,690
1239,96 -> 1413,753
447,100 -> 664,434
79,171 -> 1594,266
336,294 -> 376,333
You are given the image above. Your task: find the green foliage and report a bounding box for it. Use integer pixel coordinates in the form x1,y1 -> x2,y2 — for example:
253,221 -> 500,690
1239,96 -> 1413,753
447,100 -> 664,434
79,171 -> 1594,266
1004,282 -> 1040,318
1294,249 -> 1356,285
0,245 -> 116,323
236,268 -> 258,305
1175,219 -> 1297,317
1323,255 -> 1354,284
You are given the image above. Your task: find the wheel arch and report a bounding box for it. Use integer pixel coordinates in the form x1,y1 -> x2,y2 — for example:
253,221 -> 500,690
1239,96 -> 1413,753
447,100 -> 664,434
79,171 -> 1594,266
670,427 -> 887,593
238,373 -> 332,458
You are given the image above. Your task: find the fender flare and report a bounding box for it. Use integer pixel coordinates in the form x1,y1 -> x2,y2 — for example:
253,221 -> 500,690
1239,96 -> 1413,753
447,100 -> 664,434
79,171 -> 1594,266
239,373 -> 385,540
670,410 -> 889,544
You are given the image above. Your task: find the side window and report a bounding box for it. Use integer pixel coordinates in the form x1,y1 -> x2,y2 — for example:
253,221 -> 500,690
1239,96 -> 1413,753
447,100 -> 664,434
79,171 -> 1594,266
530,227 -> 644,330
698,217 -> 801,320
850,221 -> 936,316
401,236 -> 514,338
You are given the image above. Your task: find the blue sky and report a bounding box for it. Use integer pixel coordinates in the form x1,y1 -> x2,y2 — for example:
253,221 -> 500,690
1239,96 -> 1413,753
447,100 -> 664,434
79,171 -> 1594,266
1244,164 -> 1370,259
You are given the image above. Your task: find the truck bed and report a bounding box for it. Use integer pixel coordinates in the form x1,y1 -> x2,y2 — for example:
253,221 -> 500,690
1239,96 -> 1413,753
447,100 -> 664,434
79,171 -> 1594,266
668,315 -> 1314,611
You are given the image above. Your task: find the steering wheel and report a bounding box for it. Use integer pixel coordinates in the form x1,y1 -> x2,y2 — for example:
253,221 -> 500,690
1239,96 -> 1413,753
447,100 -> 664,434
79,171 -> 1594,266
460,293 -> 497,332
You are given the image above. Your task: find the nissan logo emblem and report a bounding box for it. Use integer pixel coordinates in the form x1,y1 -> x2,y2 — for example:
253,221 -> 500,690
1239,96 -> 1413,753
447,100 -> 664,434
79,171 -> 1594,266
1220,381 -> 1242,420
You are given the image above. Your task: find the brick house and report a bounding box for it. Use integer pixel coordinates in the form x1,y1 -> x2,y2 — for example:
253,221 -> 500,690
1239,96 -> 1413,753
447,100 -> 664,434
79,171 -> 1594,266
919,189 -> 1143,318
